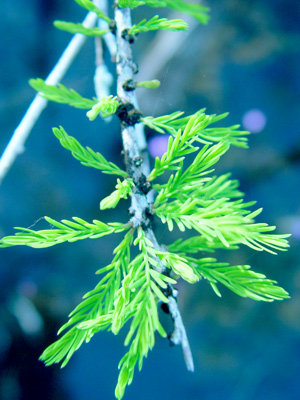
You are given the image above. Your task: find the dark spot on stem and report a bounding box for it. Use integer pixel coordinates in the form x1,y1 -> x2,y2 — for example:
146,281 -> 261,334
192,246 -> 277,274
138,175 -> 152,195
109,20 -> 116,35
116,102 -> 143,126
133,156 -> 143,167
121,28 -> 135,44
122,79 -> 136,91
161,303 -> 170,314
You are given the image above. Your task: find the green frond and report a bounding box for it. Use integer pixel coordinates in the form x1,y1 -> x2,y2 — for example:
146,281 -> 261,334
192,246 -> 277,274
114,228 -> 169,399
73,0 -> 111,23
164,0 -> 210,24
167,235 -> 239,254
144,0 -> 210,25
191,258 -> 290,301
148,112 -> 210,181
29,78 -> 97,109
147,111 -> 243,182
201,125 -> 249,148
199,173 -> 244,199
143,0 -> 166,7
115,303 -> 154,399
0,217 -> 129,248
53,126 -> 128,177
154,142 -> 231,204
155,198 -> 290,254
154,172 -> 243,206
54,20 -> 109,36
142,111 -> 186,134
40,225 -> 171,398
129,15 -> 188,35
40,232 -> 133,368
118,0 -> 145,9
142,110 -> 249,148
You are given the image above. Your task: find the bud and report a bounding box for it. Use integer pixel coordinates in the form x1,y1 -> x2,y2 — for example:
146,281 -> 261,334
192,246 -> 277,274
137,80 -> 161,89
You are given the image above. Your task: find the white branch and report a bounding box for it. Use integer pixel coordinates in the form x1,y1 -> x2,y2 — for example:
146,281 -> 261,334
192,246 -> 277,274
93,0 -> 114,102
96,0 -> 116,61
0,11 -> 98,186
168,296 -> 194,372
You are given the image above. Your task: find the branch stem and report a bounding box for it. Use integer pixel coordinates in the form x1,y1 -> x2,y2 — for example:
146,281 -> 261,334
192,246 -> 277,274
114,4 -> 194,372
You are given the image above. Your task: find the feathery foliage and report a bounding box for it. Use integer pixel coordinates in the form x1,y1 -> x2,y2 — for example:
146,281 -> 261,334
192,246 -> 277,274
73,0 -> 111,22
53,126 -> 128,177
2,0 -> 290,399
0,217 -> 129,248
129,15 -> 188,35
142,110 -> 249,148
54,20 -> 109,36
29,78 -> 97,109
191,258 -> 289,301
118,0 -> 210,24
144,0 -> 210,24
118,0 -> 146,9
40,231 -> 133,368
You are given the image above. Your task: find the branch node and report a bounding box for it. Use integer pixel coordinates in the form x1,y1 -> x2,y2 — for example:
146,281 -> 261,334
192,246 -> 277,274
109,20 -> 117,35
137,174 -> 152,195
168,333 -> 177,347
116,102 -> 143,126
133,155 -> 143,167
122,79 -> 136,91
121,28 -> 135,44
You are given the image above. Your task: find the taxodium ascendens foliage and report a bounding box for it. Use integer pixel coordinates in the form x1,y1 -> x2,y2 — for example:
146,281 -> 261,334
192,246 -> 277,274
1,0 -> 290,398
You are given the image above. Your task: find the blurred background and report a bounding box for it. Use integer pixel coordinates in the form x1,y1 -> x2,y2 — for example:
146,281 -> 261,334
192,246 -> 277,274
0,0 -> 299,399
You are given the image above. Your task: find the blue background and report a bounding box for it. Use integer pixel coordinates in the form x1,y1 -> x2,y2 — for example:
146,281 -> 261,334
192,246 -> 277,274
0,1 -> 300,399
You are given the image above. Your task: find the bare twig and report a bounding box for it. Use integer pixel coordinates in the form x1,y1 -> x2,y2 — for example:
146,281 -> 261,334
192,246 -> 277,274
115,5 -> 194,372
168,296 -> 194,371
0,11 -> 98,186
96,0 -> 117,61
93,0 -> 114,102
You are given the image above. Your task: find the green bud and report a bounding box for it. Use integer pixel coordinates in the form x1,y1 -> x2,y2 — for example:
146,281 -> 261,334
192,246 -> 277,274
136,79 -> 161,89
86,102 -> 102,121
100,190 -> 121,210
100,179 -> 134,210
86,96 -> 119,121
